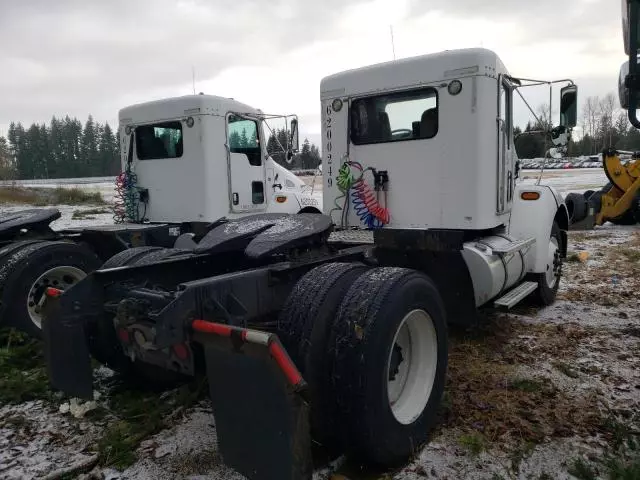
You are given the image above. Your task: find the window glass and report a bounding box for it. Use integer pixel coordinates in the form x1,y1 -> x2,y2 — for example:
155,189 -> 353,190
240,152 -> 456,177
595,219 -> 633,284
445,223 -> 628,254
228,115 -> 261,166
136,122 -> 183,160
252,181 -> 264,204
500,81 -> 512,144
351,88 -> 438,145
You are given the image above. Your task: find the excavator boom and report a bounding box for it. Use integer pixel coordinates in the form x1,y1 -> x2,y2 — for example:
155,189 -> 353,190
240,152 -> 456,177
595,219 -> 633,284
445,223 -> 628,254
566,149 -> 640,228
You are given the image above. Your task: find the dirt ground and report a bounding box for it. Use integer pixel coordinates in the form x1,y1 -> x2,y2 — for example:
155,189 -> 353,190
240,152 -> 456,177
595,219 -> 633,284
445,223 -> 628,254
0,172 -> 639,479
1,225 -> 638,480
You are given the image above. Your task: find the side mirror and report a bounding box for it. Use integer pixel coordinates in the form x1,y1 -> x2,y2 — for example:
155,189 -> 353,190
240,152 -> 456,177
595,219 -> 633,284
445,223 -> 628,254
620,60 -> 632,109
289,118 -> 299,153
559,85 -> 578,128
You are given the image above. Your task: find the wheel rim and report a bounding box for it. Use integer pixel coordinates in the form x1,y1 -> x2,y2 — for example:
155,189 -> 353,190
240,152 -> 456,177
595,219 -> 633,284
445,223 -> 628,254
386,309 -> 438,425
27,266 -> 87,329
545,237 -> 561,288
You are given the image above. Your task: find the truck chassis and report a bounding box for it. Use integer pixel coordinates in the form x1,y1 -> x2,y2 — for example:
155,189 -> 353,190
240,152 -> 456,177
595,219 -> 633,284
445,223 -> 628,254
41,212 -> 482,480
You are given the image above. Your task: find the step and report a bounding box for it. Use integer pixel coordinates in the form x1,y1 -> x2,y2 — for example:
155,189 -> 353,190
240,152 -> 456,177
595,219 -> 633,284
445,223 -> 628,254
494,281 -> 538,309
491,237 -> 536,255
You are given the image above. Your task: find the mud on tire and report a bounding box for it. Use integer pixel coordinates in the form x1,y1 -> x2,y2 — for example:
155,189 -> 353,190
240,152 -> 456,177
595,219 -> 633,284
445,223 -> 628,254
330,267 -> 448,467
277,262 -> 368,449
0,241 -> 101,338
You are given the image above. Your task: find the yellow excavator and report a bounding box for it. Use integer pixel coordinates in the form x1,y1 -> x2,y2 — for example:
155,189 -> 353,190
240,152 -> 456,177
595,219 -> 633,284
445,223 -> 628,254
566,150 -> 640,228
567,1 -> 640,229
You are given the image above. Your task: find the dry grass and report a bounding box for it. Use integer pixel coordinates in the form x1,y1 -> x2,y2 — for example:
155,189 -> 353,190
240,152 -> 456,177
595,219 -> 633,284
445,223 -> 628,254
0,185 -> 105,205
438,318 -> 603,448
560,232 -> 640,308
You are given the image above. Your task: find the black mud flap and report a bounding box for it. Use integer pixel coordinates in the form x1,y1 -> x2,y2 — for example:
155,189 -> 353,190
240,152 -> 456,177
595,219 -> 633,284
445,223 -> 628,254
41,278 -> 101,400
193,320 -> 312,480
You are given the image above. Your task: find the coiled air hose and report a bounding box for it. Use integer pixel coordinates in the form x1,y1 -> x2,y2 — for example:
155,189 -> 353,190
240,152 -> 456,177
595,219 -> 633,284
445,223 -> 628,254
331,159 -> 390,229
113,169 -> 140,224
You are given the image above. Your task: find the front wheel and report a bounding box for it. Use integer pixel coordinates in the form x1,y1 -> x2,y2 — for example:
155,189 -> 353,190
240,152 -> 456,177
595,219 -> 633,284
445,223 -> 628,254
530,221 -> 562,306
330,267 -> 448,467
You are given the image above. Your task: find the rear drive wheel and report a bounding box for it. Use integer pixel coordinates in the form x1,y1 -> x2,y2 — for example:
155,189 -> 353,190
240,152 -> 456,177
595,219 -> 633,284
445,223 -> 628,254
0,241 -> 101,338
530,221 -> 562,306
277,262 -> 368,449
330,267 -> 447,467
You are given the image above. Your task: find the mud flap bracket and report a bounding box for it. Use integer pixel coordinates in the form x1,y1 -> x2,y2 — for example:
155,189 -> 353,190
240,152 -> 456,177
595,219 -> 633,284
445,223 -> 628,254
193,320 -> 312,480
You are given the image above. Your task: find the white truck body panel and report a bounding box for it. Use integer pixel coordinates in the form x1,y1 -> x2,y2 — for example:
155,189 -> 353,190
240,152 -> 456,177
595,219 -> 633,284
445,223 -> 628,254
321,48 -> 514,231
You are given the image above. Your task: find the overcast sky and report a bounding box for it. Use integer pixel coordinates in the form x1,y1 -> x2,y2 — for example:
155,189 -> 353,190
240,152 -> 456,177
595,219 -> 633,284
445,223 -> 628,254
0,0 -> 627,147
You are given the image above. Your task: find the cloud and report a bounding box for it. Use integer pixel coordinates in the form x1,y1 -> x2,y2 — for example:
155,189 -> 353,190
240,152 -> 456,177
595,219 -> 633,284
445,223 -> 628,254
0,0 -> 363,134
0,0 -> 630,146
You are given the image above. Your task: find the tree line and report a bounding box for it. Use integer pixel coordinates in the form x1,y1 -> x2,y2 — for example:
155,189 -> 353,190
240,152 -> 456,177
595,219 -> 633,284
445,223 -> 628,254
0,116 -> 120,180
266,128 -> 321,170
0,121 -> 322,181
515,92 -> 640,158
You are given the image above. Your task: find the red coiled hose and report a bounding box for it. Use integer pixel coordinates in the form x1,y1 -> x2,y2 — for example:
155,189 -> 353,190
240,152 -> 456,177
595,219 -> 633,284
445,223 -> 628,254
349,162 -> 390,226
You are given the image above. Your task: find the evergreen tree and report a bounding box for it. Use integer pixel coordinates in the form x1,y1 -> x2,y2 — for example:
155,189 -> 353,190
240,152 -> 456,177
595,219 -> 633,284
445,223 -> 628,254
229,131 -> 241,150
81,115 -> 99,175
0,136 -> 14,180
239,128 -> 248,148
300,138 -> 311,169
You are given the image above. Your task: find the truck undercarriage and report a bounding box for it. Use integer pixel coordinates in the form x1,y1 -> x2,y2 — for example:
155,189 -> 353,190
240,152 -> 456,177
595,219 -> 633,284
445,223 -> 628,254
40,212 -> 469,480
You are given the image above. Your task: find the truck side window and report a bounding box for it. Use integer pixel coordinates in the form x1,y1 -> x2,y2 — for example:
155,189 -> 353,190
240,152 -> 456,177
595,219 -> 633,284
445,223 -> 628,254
351,87 -> 438,145
499,82 -> 512,144
136,122 -> 183,160
228,115 -> 261,166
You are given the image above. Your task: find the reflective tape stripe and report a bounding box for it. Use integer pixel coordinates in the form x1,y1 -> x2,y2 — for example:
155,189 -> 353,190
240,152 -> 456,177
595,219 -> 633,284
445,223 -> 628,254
192,320 -> 232,337
243,330 -> 271,346
269,341 -> 303,386
192,319 -> 303,387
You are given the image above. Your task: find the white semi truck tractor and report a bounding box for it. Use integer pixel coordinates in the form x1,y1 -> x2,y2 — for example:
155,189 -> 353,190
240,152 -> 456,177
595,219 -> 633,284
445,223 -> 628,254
0,95 -> 321,337
42,48 -> 576,480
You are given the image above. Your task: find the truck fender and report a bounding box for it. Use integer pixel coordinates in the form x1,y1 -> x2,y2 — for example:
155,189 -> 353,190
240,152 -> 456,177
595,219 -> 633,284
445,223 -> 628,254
509,184 -> 568,274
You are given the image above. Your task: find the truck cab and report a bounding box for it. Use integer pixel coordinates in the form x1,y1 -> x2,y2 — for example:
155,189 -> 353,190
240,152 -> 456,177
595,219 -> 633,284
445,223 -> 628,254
321,47 -> 576,309
117,95 -> 322,224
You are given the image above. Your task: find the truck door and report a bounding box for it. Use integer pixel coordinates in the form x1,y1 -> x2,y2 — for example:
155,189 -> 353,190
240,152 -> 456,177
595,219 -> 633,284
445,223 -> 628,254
227,114 -> 266,213
497,76 -> 514,214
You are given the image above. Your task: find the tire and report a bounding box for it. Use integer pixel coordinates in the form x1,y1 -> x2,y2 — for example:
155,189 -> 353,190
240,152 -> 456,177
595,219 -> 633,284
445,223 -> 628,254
582,190 -> 595,200
565,192 -> 588,223
130,248 -> 191,266
0,240 -> 48,327
588,191 -> 603,213
0,241 -> 101,338
277,262 -> 369,448
88,246 -> 185,388
530,221 -> 562,306
330,267 -> 448,467
101,246 -> 162,269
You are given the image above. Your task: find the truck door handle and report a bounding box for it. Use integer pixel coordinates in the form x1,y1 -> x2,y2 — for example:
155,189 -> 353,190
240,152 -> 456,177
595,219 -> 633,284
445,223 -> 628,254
232,193 -> 239,205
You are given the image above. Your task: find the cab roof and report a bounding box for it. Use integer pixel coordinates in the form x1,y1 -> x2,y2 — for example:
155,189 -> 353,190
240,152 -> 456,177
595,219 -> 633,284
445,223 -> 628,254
320,48 -> 508,100
118,94 -> 261,125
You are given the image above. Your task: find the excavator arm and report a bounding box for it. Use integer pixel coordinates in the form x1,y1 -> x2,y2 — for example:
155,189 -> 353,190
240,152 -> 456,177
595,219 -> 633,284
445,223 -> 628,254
595,149 -> 640,225
566,149 -> 640,229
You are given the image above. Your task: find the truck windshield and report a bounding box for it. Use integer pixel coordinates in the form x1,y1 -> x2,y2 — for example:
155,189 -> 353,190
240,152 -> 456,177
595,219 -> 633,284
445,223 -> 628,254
136,121 -> 183,160
228,115 -> 261,166
350,87 -> 438,145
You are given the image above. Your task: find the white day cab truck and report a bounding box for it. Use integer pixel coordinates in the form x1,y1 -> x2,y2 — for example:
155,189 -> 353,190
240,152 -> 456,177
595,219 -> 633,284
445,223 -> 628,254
38,48 -> 576,480
0,96 -> 322,337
